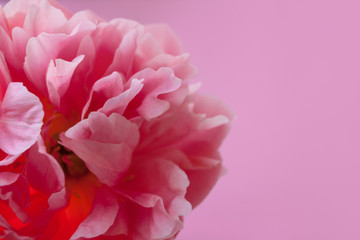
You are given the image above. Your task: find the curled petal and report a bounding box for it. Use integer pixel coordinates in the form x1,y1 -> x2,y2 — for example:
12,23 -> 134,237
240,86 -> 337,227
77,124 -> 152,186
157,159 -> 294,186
117,158 -> 191,239
24,23 -> 95,95
60,112 -> 140,186
124,194 -> 183,240
26,138 -> 67,211
46,55 -> 84,108
129,67 -> 182,120
82,72 -> 124,119
70,189 -> 119,240
98,78 -> 143,117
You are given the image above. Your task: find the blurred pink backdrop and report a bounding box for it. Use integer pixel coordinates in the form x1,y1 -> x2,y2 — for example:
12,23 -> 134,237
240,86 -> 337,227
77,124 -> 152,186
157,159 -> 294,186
18,0 -> 360,239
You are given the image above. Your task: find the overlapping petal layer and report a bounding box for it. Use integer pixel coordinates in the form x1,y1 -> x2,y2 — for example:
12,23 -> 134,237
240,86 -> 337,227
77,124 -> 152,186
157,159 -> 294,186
0,0 -> 232,239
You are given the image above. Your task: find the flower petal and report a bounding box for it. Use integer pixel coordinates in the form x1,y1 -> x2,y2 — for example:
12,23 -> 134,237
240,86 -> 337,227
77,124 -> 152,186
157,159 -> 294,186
0,51 -> 11,100
105,28 -> 138,77
144,24 -> 184,56
70,189 -> 119,240
98,78 -> 143,117
26,137 -> 67,211
129,67 -> 182,120
46,55 -> 84,109
0,83 -> 43,155
22,0 -> 67,36
60,112 -> 140,186
0,172 -> 29,223
82,72 -> 124,119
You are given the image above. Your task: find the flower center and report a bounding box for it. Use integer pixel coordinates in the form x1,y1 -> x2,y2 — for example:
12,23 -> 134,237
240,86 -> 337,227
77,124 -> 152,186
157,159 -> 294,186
43,111 -> 88,178
52,145 -> 89,178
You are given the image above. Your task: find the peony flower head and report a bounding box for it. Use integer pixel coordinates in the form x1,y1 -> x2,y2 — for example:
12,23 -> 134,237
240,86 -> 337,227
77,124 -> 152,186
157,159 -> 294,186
0,0 -> 233,239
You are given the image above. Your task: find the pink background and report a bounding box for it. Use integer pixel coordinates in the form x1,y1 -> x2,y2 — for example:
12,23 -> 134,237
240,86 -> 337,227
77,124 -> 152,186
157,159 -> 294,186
23,0 -> 360,239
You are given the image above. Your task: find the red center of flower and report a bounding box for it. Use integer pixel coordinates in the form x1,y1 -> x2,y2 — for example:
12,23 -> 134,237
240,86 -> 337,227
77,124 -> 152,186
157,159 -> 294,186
52,145 -> 88,177
43,109 -> 88,178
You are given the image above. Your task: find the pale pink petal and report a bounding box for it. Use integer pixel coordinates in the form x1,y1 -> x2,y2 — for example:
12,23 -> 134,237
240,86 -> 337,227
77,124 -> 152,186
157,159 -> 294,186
0,83 -> 43,155
23,0 -> 67,36
24,23 -> 95,95
0,7 -> 10,33
70,189 -> 119,240
46,55 -> 84,108
64,10 -> 103,32
60,112 -> 140,186
24,33 -> 73,95
3,0 -> 41,28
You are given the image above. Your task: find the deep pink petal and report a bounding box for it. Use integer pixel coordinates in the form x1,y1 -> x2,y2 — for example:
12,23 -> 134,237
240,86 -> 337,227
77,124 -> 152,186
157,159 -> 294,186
0,154 -> 19,167
123,193 -> 183,240
129,67 -> 182,120
70,189 -> 119,240
0,172 -> 29,222
105,29 -> 138,77
120,158 -> 191,217
0,51 -> 11,100
98,78 -> 143,117
91,19 -> 140,79
103,202 -> 128,237
26,137 -> 67,210
82,72 -> 124,119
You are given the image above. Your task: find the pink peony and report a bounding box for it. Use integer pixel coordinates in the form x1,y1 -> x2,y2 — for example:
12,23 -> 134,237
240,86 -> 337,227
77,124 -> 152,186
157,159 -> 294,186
0,0 -> 233,239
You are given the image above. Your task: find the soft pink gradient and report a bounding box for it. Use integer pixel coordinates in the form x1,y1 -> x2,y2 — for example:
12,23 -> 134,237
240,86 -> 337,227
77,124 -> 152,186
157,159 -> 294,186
58,0 -> 360,239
